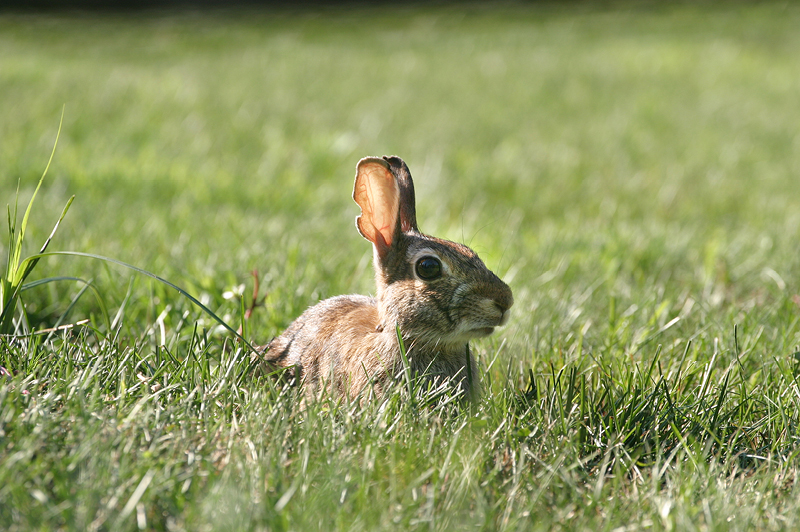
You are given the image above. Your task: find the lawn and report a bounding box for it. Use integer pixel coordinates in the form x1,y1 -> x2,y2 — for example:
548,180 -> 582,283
2,2 -> 800,530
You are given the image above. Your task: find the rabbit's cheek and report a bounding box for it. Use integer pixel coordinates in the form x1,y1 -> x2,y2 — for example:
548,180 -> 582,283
450,283 -> 473,307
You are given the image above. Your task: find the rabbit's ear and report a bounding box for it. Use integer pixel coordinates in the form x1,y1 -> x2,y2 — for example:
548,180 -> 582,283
354,157 -> 400,254
382,156 -> 418,233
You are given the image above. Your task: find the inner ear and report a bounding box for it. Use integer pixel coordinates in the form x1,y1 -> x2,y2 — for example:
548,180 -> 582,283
353,158 -> 399,251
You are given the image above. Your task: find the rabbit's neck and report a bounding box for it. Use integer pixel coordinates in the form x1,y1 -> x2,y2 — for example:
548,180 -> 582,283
401,338 -> 474,395
401,336 -> 469,364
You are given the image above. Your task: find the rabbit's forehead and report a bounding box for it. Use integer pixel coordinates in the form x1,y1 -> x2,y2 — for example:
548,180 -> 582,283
405,237 -> 478,266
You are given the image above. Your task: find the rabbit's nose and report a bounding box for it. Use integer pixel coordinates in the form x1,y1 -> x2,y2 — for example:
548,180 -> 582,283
494,287 -> 514,314
492,282 -> 514,322
495,293 -> 514,323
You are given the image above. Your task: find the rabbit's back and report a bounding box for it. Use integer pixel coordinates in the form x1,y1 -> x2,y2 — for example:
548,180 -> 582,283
266,295 -> 399,396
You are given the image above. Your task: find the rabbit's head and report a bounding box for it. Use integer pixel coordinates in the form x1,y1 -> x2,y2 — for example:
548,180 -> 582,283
353,156 -> 513,348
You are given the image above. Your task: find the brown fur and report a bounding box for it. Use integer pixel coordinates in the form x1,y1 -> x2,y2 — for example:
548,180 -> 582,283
262,156 -> 513,402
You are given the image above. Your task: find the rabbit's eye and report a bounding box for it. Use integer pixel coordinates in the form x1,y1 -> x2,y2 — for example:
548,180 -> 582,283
415,257 -> 442,280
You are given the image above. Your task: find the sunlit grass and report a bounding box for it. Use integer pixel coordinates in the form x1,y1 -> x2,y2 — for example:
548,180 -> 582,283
2,2 -> 800,530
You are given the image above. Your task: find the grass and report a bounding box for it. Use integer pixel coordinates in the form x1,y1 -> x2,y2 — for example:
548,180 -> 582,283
2,1 -> 800,530
1,108 -> 74,335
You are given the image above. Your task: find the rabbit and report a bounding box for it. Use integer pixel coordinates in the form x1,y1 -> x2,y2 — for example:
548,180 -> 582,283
262,156 -> 513,402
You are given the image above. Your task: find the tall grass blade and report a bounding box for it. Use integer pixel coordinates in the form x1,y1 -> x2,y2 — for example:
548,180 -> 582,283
395,323 -> 415,407
1,107 -> 67,334
13,109 -> 64,273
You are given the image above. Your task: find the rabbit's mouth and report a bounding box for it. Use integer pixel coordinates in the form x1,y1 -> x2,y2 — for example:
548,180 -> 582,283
460,311 -> 510,339
469,326 -> 496,338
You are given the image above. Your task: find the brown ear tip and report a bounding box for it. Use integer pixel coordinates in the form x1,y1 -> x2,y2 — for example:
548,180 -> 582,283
381,157 -> 413,182
357,156 -> 390,170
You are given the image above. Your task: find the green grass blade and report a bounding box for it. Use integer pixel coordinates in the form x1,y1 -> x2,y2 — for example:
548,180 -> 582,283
12,195 -> 75,289
1,196 -> 75,328
12,106 -> 64,277
6,181 -> 20,278
1,108 -> 66,334
395,323 -> 415,406
20,276 -> 87,291
37,195 -> 74,255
